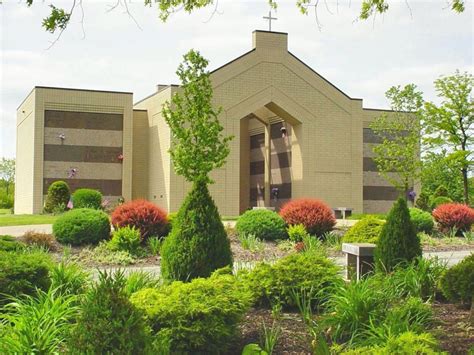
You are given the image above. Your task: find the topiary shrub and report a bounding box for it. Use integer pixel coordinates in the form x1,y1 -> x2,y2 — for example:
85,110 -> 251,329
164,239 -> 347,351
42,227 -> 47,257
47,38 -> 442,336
279,198 -> 336,236
0,235 -> 25,252
243,252 -> 341,308
111,199 -> 169,242
236,209 -> 287,241
342,217 -> 385,244
43,180 -> 70,213
439,253 -> 474,306
68,271 -> 152,353
375,197 -> 422,272
72,188 -> 102,209
130,269 -> 251,354
160,179 -> 232,282
53,208 -> 110,246
432,203 -> 474,233
430,196 -> 453,209
287,224 -> 310,242
0,250 -> 53,304
108,226 -> 141,254
415,191 -> 431,211
409,208 -> 434,234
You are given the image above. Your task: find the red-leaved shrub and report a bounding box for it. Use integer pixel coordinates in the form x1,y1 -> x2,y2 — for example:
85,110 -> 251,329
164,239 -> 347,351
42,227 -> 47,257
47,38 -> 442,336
279,198 -> 336,236
432,203 -> 474,233
111,199 -> 169,242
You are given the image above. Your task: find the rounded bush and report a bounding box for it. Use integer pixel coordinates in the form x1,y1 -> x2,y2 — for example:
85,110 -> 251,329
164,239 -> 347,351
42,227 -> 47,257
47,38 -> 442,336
287,224 -> 310,242
72,188 -> 102,209
0,250 -> 53,304
439,253 -> 474,306
236,209 -> 287,240
108,226 -> 141,254
44,180 -> 70,213
130,270 -> 251,354
432,203 -> 474,233
53,208 -> 110,246
279,198 -> 336,236
161,180 -> 232,281
243,252 -> 341,308
111,199 -> 169,241
342,217 -> 385,244
409,208 -> 434,234
430,196 -> 453,209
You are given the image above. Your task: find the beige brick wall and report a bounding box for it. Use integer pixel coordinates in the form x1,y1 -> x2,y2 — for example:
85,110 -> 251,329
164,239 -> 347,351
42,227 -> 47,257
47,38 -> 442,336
132,110 -> 149,200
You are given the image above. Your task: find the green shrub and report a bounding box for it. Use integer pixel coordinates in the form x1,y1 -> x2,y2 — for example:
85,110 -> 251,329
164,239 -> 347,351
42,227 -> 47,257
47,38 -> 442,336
124,271 -> 161,297
68,271 -> 152,353
50,261 -> 90,296
384,332 -> 442,354
0,250 -> 53,304
0,288 -> 78,354
0,235 -> 24,252
108,226 -> 141,254
439,253 -> 474,306
243,252 -> 341,308
409,208 -> 434,234
44,180 -> 70,213
415,192 -> 431,211
236,209 -> 287,240
287,224 -> 310,242
342,217 -> 385,244
160,179 -> 232,282
130,270 -> 251,354
430,196 -> 453,209
53,208 -> 110,246
72,188 -> 102,209
375,198 -> 422,272
0,191 -> 14,209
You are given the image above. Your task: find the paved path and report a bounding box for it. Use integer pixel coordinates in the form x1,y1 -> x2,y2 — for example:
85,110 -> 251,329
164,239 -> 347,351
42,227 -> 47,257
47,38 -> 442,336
0,224 -> 53,236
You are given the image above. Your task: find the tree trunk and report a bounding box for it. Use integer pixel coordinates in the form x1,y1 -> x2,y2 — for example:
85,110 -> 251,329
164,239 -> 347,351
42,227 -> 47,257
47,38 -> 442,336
462,168 -> 469,205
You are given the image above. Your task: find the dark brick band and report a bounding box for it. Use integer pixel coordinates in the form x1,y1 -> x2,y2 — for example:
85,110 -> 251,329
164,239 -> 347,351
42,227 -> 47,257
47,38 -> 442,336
363,186 -> 401,201
43,178 -> 122,196
250,152 -> 291,175
45,110 -> 123,131
44,145 -> 123,163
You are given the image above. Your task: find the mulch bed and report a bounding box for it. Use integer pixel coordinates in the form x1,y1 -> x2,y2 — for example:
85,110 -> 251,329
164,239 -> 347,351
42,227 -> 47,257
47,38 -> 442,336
432,301 -> 474,354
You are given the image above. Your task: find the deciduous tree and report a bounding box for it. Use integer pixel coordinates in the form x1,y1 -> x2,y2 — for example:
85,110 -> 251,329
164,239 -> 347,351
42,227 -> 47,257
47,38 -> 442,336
0,158 -> 15,196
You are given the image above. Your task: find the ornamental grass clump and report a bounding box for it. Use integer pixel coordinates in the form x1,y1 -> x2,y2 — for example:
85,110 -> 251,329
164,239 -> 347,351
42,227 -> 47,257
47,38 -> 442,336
108,226 -> 141,254
236,209 -> 287,241
279,198 -> 336,236
375,197 -> 421,272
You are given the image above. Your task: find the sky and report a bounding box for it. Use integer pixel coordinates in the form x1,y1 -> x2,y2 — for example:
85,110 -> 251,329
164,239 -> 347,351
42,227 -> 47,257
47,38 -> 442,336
1,0 -> 473,158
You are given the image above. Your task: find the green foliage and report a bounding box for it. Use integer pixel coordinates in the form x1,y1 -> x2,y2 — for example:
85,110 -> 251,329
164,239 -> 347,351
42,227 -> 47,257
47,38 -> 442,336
44,180 -> 70,213
0,157 -> 15,197
42,5 -> 71,33
0,191 -> 14,209
409,208 -> 434,234
68,270 -> 152,353
415,191 -> 431,211
375,197 -> 422,272
238,233 -> 265,252
0,235 -> 24,252
162,50 -> 233,183
161,179 -> 232,281
0,288 -> 78,354
439,253 -> 474,306
76,241 -> 136,266
242,343 -> 269,355
430,196 -> 453,209
423,71 -> 473,204
108,226 -> 141,254
53,208 -> 110,246
287,223 -> 310,242
370,84 -> 423,193
243,252 -> 341,308
147,236 -> 162,255
50,261 -> 90,296
343,217 -> 385,244
123,271 -> 161,297
130,270 -> 251,353
0,250 -> 53,304
72,188 -> 102,209
236,209 -> 287,241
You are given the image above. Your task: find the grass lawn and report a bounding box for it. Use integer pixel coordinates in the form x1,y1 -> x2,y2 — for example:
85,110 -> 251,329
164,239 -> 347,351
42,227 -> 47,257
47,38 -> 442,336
0,214 -> 58,227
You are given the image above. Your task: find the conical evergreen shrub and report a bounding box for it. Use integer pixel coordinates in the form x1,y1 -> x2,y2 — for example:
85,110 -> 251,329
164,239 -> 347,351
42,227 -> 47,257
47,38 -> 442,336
160,179 -> 232,282
375,197 -> 421,272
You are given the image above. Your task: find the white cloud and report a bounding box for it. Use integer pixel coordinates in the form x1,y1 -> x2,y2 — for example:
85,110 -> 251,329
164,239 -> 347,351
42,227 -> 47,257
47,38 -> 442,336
0,0 -> 473,157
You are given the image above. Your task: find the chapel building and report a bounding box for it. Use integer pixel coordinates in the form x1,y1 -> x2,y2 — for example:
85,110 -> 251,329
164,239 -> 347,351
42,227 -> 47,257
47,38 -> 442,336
15,30 -> 402,215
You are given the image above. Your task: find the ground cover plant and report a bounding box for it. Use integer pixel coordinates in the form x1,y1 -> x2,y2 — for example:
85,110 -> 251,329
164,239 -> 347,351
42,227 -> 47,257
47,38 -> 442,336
53,208 -> 110,245
279,198 -> 336,236
111,199 -> 169,241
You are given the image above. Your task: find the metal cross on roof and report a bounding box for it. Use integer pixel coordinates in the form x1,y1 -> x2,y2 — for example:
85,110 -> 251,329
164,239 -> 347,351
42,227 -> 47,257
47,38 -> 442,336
263,10 -> 277,31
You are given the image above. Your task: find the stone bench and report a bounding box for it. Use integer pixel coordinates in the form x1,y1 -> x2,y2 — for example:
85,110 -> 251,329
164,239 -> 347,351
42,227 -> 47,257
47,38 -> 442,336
342,242 -> 376,281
